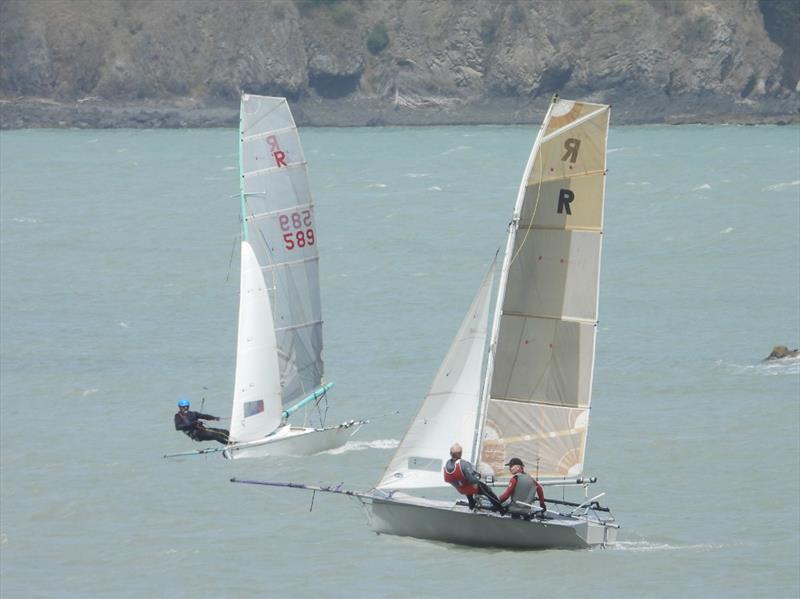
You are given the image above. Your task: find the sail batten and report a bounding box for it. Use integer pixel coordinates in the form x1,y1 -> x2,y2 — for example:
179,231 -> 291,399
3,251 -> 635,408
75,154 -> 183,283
243,124 -> 297,141
499,310 -> 596,324
250,203 -> 315,219
244,162 -> 309,178
488,394 -> 593,408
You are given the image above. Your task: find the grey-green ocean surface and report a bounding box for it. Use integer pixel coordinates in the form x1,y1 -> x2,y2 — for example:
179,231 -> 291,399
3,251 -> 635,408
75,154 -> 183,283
1,124 -> 798,599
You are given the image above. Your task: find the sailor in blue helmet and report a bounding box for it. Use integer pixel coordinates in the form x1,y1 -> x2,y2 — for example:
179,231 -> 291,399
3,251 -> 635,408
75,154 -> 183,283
174,398 -> 229,445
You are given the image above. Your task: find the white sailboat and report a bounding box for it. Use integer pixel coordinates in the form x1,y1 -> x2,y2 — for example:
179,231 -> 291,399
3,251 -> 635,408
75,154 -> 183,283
363,96 -> 617,548
232,96 -> 618,548
221,94 -> 365,459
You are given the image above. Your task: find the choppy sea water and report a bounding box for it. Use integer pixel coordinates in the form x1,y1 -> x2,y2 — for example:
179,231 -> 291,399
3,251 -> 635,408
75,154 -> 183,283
1,124 -> 798,598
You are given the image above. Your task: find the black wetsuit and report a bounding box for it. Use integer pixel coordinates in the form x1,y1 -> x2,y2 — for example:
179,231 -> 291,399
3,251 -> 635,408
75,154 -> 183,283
174,410 -> 229,445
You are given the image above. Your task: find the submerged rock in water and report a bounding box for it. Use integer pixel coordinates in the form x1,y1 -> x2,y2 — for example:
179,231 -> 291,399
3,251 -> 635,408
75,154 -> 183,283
765,345 -> 800,360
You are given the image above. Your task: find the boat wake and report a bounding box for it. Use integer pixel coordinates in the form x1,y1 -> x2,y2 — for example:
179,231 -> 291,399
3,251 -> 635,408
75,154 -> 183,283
323,439 -> 399,455
609,541 -> 735,552
714,358 -> 799,376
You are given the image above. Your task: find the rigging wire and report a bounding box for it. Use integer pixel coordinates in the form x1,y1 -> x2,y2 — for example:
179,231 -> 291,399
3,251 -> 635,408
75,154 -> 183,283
226,233 -> 240,283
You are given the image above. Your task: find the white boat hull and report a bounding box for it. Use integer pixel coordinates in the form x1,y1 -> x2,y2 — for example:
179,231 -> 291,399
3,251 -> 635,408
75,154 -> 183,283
363,494 -> 617,549
223,421 -> 364,459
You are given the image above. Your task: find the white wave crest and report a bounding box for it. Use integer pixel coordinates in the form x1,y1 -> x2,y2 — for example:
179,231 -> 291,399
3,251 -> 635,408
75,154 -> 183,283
405,173 -> 430,178
427,186 -> 443,191
366,183 -> 388,189
82,388 -> 99,397
438,145 -> 471,156
764,180 -> 800,191
324,439 -> 399,455
713,357 -> 799,376
12,217 -> 38,223
692,183 -> 712,191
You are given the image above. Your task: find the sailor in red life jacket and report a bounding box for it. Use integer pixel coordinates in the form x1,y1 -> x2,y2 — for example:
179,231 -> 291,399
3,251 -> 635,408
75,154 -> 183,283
443,443 -> 503,510
498,457 -> 546,518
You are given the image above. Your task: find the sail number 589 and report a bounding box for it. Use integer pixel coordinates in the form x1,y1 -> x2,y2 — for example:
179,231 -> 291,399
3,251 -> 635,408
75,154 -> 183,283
279,210 -> 315,250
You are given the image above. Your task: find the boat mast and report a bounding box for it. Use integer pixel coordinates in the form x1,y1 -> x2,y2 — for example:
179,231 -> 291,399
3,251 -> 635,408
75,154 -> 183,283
471,95 -> 560,465
238,95 -> 249,242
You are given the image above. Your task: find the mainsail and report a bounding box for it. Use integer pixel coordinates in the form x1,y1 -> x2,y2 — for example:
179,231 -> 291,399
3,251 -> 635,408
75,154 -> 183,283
375,97 -> 609,490
239,95 -> 324,408
230,241 -> 283,442
478,98 -> 610,479
377,259 -> 496,490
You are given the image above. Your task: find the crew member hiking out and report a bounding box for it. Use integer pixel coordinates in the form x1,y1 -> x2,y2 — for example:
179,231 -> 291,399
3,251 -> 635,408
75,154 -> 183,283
443,443 -> 503,510
174,398 -> 229,445
498,457 -> 547,518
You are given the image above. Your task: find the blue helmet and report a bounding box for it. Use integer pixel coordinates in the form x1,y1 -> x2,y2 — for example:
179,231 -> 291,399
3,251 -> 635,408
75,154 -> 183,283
178,398 -> 190,407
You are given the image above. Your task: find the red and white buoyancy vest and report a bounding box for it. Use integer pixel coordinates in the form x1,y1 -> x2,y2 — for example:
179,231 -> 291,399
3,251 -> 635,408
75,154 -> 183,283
443,459 -> 480,496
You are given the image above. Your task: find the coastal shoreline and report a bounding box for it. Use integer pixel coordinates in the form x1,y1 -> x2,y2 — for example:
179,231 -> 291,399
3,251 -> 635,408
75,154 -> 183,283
2,96 -> 797,130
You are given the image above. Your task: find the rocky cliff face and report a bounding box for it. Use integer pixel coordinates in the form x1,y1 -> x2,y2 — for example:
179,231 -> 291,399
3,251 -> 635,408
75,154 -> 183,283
0,0 -> 797,128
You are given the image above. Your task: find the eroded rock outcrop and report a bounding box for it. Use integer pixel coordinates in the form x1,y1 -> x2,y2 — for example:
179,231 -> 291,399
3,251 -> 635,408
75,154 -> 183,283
0,0 -> 797,128
765,346 -> 800,360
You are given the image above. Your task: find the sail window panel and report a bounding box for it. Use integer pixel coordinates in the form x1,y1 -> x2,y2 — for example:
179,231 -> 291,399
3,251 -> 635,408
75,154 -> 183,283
480,400 -> 590,479
491,316 -> 595,408
242,399 -> 265,418
407,457 -> 443,472
231,389 -> 280,443
242,129 -> 306,176
521,174 -> 605,232
503,229 -> 600,322
241,95 -> 297,139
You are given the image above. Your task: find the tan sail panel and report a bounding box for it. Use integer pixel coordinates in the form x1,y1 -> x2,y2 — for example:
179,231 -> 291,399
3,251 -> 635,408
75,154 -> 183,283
490,318 -> 595,408
481,400 -> 589,478
479,98 -> 609,480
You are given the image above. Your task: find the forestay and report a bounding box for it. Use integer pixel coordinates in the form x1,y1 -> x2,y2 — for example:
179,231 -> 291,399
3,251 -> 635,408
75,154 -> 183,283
239,95 -> 324,408
377,260 -> 496,490
478,99 -> 610,479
